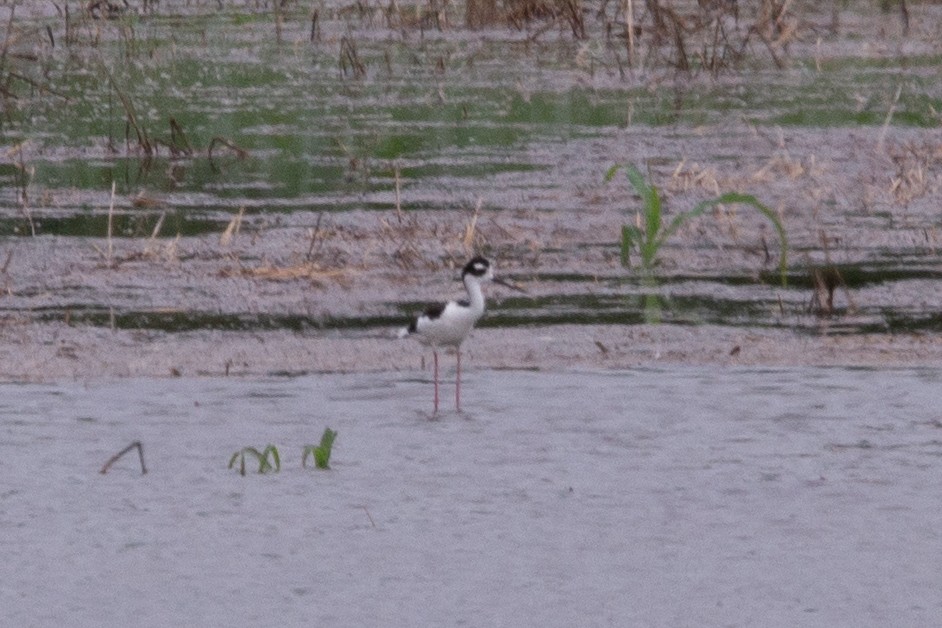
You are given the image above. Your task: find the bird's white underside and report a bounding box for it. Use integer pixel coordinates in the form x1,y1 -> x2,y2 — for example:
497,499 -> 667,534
405,300 -> 483,347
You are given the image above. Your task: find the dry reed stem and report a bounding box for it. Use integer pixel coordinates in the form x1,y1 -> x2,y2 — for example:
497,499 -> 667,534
670,160 -> 720,194
377,213 -> 429,270
463,198 -> 483,253
751,153 -> 805,182
808,230 -> 856,316
220,206 -> 244,246
102,65 -> 152,154
107,180 -> 116,266
132,193 -> 161,208
233,263 -> 348,284
887,141 -> 941,205
877,85 -> 902,152
150,212 -> 165,239
207,137 -> 248,161
168,117 -> 193,156
623,0 -> 634,66
465,0 -> 499,28
306,213 -> 327,261
394,162 -> 403,223
12,142 -> 35,235
138,215 -> 177,263
273,2 -> 284,44
339,35 -> 366,79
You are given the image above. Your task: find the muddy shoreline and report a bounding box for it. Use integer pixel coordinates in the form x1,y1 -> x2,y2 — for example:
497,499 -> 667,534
5,319 -> 942,383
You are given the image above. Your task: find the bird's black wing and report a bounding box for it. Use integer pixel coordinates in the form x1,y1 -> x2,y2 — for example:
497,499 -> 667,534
423,302 -> 447,319
408,302 -> 447,333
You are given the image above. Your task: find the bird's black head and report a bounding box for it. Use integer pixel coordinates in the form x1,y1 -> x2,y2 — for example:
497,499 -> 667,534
462,256 -> 492,279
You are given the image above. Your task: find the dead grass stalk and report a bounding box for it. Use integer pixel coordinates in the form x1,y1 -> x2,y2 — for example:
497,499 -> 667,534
107,180 -> 116,266
220,207 -> 245,247
340,35 -> 366,79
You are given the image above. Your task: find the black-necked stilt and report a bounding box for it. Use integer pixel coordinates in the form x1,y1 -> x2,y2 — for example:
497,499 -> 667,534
399,256 -> 518,413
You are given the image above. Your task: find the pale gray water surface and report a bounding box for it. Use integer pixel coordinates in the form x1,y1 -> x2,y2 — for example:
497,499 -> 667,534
2,367 -> 941,626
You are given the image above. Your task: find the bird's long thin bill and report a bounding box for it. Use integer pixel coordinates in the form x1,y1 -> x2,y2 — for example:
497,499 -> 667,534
493,277 -> 526,293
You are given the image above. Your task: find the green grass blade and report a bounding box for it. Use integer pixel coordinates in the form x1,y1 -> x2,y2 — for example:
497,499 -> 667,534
228,451 -> 240,469
624,165 -> 661,237
603,163 -> 623,182
622,165 -> 665,270
719,193 -> 789,286
623,163 -> 649,196
240,447 -> 269,473
656,204 -> 712,251
263,445 -> 281,472
657,192 -> 788,286
319,427 -> 337,450
314,428 -> 337,470
620,225 -> 639,267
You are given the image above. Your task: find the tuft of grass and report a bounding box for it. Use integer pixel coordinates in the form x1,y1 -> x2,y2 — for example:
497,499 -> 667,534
605,164 -> 789,286
228,445 -> 281,476
303,428 -> 338,470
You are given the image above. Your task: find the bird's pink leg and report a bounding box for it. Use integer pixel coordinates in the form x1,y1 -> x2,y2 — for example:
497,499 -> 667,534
433,350 -> 440,414
455,349 -> 461,412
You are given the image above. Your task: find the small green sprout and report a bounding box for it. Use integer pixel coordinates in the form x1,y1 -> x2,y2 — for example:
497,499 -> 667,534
303,428 -> 338,470
228,445 -> 281,476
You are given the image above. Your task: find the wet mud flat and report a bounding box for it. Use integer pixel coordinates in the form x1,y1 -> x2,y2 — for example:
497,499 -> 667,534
2,6 -> 942,625
3,121 -> 942,381
5,320 -> 942,382
2,369 -> 941,625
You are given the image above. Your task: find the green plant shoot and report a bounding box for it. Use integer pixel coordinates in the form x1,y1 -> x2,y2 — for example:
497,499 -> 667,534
228,445 -> 281,476
605,164 -> 788,286
303,428 -> 338,470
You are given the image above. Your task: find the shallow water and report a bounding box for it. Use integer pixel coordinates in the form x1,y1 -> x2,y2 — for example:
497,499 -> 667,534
2,367 -> 941,626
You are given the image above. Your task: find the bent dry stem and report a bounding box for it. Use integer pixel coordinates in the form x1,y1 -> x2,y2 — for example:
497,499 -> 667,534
100,440 -> 147,475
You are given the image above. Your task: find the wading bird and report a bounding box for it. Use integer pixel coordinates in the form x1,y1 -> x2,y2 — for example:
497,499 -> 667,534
399,256 -> 519,413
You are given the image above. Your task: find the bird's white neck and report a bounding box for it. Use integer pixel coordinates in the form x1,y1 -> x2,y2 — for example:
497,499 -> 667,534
463,275 -> 486,315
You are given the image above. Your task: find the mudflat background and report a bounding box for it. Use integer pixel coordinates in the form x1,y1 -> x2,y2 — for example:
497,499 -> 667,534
4,122 -> 942,381
1,2 -> 942,381
3,4 -> 942,627
0,3 -> 942,381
